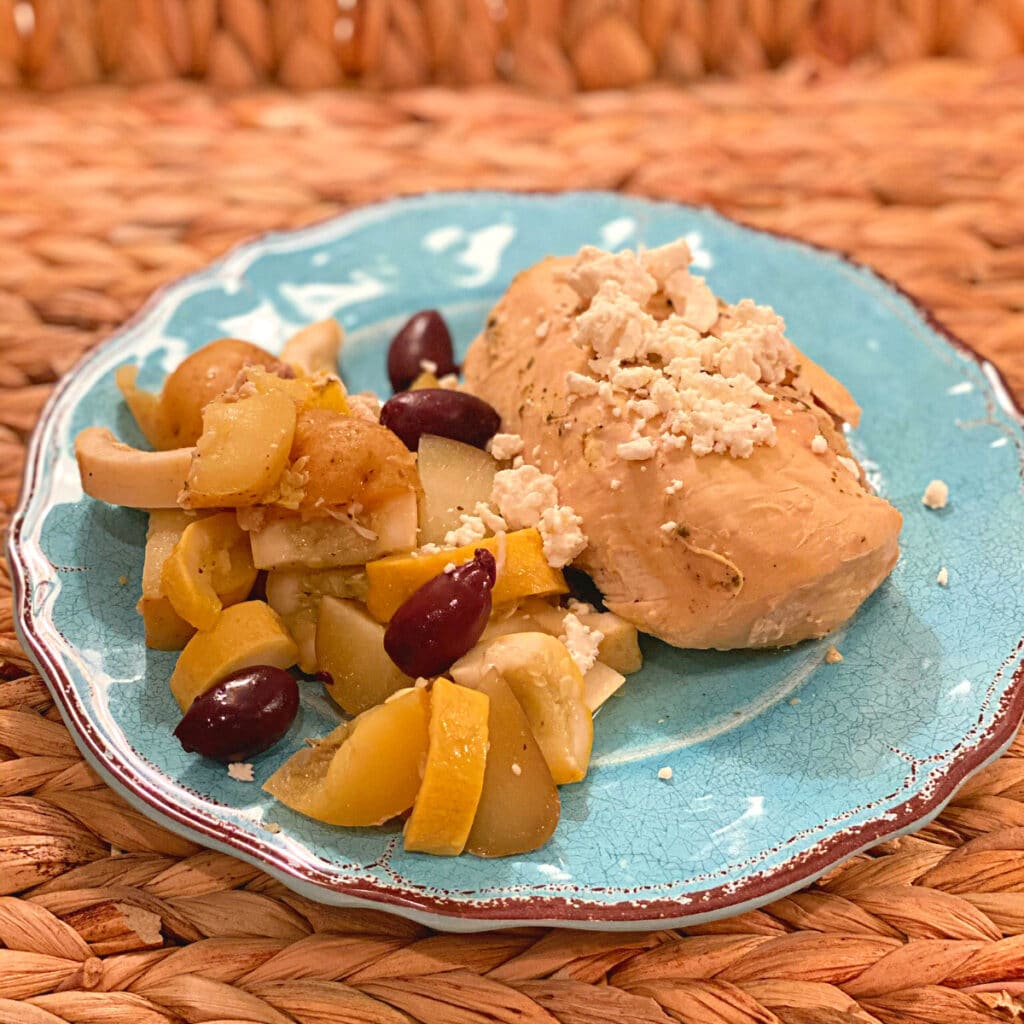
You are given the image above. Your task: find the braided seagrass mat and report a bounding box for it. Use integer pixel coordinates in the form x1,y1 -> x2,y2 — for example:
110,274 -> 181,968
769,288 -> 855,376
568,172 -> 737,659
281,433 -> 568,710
1,59 -> 1024,1022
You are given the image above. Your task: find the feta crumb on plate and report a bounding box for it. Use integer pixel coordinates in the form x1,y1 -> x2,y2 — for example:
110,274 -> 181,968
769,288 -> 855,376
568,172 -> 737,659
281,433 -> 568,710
228,762 -> 254,782
657,766 -> 673,781
824,646 -> 844,665
937,566 -> 949,587
922,479 -> 949,509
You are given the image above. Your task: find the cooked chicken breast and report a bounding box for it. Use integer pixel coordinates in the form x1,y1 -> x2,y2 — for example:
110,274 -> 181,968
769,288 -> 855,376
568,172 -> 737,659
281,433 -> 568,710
463,246 -> 902,650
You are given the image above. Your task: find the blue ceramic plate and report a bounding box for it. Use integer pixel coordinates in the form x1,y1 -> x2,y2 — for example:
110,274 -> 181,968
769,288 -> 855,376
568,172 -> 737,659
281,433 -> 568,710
9,192 -> 1024,932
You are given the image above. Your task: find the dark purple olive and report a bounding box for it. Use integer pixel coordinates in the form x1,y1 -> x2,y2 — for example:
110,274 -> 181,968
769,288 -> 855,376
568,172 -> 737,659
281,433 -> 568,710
380,389 -> 501,451
387,310 -> 457,392
384,549 -> 497,678
174,665 -> 299,763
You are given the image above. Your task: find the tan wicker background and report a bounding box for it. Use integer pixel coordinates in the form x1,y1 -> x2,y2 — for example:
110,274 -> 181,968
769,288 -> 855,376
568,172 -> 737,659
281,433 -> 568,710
3,0 -> 1024,90
2,24 -> 1024,1022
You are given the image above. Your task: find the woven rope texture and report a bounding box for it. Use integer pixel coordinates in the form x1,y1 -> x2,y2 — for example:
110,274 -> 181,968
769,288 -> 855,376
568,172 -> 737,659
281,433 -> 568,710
0,58 -> 1023,1022
3,0 -> 1024,91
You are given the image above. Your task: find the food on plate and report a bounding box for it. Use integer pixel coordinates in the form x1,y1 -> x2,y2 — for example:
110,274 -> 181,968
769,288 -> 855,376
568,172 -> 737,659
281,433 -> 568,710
161,512 -> 257,631
463,241 -> 902,649
174,665 -> 299,762
403,678 -> 489,856
169,601 -> 298,711
315,595 -> 412,714
463,670 -> 560,858
380,389 -> 501,451
75,235 -> 900,858
452,631 -> 592,784
387,309 -> 458,392
265,687 -> 430,826
383,548 -> 497,678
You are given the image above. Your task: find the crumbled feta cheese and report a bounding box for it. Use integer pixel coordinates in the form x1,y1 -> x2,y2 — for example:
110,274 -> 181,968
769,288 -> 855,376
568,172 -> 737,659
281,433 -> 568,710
346,391 -> 381,422
641,239 -> 692,283
937,566 -> 949,587
414,676 -> 431,688
443,562 -> 456,574
657,766 -> 673,781
564,242 -> 797,460
609,479 -> 622,491
664,479 -> 683,495
811,434 -> 828,455
437,373 -> 459,389
488,432 -> 525,461
538,505 -> 587,568
511,762 -> 522,777
560,611 -> 604,674
474,502 -> 508,535
228,763 -> 254,782
566,244 -> 657,305
490,461 -> 586,568
837,455 -> 860,478
617,437 -> 656,461
491,464 -> 560,530
664,271 -> 718,333
410,542 -> 442,559
535,319 -> 550,339
419,358 -> 438,374
566,372 -> 599,396
261,821 -> 282,834
825,646 -> 844,664
443,514 -> 488,548
660,520 -> 678,535
922,479 -> 949,510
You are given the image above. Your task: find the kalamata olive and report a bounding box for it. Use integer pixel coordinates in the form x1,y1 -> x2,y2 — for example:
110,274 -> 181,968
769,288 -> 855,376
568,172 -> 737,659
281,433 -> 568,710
387,310 -> 457,392
174,665 -> 299,763
384,549 -> 496,678
380,389 -> 501,451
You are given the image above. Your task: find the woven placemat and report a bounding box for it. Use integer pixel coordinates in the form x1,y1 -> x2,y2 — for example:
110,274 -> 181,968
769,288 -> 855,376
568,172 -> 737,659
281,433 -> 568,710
1,60 -> 1023,1023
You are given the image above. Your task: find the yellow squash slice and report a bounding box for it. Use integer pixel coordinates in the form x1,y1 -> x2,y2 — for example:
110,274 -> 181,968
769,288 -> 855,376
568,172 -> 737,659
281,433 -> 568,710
404,679 -> 489,856
169,601 -> 298,711
161,512 -> 257,631
263,688 -> 430,827
365,528 -> 566,622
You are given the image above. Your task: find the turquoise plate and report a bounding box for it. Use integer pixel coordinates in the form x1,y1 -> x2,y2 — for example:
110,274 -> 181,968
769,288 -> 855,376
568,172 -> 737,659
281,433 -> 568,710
9,192 -> 1024,932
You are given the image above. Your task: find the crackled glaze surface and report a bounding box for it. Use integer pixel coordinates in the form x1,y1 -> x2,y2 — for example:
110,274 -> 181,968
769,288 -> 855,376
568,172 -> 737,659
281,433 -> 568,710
9,193 -> 1024,931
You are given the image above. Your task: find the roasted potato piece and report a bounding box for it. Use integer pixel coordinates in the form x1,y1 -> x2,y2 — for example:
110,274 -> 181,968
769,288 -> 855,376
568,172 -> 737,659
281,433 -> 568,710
315,596 -> 412,714
160,339 -> 285,448
417,435 -> 499,546
291,409 -> 419,513
183,388 -> 296,508
464,670 -> 559,858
